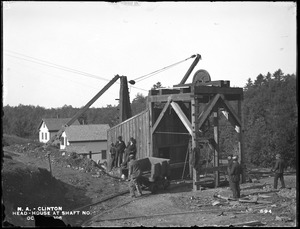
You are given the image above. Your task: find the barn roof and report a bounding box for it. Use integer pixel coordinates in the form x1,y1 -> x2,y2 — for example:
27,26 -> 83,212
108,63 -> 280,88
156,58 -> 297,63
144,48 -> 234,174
38,118 -> 80,131
64,124 -> 110,142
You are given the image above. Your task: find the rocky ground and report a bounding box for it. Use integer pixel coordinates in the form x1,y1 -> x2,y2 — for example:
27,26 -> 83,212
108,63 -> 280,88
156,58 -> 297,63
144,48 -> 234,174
84,175 -> 297,227
2,136 -> 298,227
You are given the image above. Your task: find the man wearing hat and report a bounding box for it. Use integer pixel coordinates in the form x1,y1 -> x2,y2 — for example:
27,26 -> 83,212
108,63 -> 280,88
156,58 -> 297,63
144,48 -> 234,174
229,155 -> 242,199
109,143 -> 117,169
128,154 -> 142,198
115,136 -> 126,167
123,137 -> 137,168
128,137 -> 137,158
271,154 -> 286,189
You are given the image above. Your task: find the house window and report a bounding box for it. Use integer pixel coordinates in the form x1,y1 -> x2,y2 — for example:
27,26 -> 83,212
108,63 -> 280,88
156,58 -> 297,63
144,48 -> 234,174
61,137 -> 64,145
42,133 -> 44,140
45,133 -> 47,140
101,150 -> 107,160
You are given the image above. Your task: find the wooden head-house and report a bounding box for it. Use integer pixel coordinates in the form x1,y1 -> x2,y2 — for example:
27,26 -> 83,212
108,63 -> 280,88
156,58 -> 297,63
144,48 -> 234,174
108,54 -> 244,190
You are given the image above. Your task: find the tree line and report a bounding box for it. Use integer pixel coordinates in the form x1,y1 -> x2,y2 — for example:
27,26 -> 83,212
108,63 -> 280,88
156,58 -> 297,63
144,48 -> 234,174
242,69 -> 297,168
2,97 -> 147,139
2,71 -> 297,168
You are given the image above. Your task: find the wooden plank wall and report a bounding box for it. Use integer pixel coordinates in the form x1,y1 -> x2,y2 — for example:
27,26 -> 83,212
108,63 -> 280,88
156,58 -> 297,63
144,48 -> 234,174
107,109 -> 151,159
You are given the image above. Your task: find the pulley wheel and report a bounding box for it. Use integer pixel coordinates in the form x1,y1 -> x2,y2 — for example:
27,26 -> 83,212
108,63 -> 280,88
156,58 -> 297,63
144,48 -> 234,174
192,69 -> 211,86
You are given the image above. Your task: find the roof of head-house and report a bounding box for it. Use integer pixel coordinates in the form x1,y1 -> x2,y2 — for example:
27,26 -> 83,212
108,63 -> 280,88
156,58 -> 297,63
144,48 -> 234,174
38,118 -> 80,131
64,124 -> 110,142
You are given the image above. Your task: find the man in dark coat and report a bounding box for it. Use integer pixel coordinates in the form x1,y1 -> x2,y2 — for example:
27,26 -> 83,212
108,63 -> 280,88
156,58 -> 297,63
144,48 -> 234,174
115,136 -> 126,167
271,154 -> 286,189
128,154 -> 142,198
128,137 -> 137,158
229,155 -> 242,199
123,137 -> 137,168
109,143 -> 117,169
227,154 -> 233,190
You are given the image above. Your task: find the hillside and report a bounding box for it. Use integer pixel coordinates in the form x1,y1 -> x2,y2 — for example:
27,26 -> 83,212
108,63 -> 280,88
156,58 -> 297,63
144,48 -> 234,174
2,136 -> 128,227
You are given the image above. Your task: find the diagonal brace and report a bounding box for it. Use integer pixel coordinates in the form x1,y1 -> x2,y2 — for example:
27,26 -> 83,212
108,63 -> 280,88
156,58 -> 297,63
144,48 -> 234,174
170,102 -> 193,136
219,94 -> 242,127
151,97 -> 172,134
198,94 -> 222,129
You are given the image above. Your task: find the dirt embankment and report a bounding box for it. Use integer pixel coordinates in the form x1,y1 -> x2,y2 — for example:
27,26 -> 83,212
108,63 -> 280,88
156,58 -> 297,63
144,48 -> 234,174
2,141 -> 128,227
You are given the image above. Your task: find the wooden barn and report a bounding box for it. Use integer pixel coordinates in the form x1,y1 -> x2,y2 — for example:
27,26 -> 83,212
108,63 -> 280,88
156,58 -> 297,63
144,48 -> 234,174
107,54 -> 245,190
60,124 -> 110,164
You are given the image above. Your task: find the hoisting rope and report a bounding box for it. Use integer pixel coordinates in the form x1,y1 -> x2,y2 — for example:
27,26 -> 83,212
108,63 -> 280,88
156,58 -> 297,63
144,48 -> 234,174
133,54 -> 197,83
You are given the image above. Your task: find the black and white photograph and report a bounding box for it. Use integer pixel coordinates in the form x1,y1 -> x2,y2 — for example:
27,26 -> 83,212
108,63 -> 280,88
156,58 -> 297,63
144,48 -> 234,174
2,1 -> 297,227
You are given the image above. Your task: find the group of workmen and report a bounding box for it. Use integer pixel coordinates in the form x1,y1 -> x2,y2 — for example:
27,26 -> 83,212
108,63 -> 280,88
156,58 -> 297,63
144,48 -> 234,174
227,153 -> 286,199
109,136 -> 137,169
109,136 -> 143,198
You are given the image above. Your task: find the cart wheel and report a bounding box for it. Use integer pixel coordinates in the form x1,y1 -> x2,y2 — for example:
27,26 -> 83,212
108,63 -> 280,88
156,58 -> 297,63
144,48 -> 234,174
150,184 -> 158,194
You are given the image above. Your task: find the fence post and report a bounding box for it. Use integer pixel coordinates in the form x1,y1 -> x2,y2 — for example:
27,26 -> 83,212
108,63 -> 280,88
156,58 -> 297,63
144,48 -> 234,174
89,151 -> 92,159
47,152 -> 52,176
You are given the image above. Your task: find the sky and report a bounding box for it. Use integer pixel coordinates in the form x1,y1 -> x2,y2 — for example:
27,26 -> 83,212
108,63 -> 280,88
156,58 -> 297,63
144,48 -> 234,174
3,1 -> 297,109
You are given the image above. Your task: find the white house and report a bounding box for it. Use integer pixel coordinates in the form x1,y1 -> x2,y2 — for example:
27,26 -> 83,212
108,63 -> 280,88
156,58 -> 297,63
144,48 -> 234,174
60,124 -> 110,164
38,118 -> 80,143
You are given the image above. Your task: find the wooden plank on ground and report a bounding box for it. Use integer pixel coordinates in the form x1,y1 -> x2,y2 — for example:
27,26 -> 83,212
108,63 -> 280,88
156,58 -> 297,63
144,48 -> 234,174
231,221 -> 265,227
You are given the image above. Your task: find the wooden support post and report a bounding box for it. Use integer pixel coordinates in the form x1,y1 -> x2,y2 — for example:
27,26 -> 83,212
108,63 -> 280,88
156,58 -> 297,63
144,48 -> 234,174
119,76 -> 132,122
191,98 -> 200,191
238,99 -> 246,183
89,151 -> 92,159
213,111 -> 220,188
149,99 -> 155,157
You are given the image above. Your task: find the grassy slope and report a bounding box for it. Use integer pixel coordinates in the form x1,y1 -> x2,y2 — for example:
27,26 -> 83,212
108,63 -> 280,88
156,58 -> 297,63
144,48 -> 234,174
2,134 -> 36,146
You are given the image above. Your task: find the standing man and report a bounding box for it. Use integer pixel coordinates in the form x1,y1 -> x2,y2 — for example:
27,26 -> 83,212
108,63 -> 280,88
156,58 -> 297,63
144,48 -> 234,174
128,154 -> 142,198
115,136 -> 126,167
128,137 -> 137,159
109,143 -> 117,169
229,155 -> 242,199
227,154 -> 233,190
271,154 -> 286,189
122,137 -> 137,168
